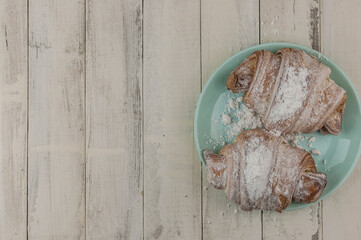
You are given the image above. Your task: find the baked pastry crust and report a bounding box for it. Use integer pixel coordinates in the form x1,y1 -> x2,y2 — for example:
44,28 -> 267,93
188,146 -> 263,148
227,48 -> 346,135
204,129 -> 327,212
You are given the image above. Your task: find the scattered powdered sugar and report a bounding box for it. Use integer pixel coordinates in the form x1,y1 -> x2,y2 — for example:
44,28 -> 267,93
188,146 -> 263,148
229,98 -> 238,109
284,133 -> 311,146
206,91 -> 263,149
268,131 -> 322,163
224,104 -> 263,142
284,132 -> 303,143
221,113 -> 231,125
236,96 -> 243,103
311,149 -> 321,155
308,136 -> 316,143
268,67 -> 309,123
243,136 -> 273,203
206,136 -> 225,151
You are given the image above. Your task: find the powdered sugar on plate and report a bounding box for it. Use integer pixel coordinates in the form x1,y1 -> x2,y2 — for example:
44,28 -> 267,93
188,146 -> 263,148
311,149 -> 321,155
229,98 -> 238,109
225,104 -> 263,142
221,113 -> 231,125
205,92 -> 262,149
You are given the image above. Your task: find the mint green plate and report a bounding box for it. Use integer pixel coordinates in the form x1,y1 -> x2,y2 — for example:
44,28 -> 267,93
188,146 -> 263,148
194,42 -> 361,210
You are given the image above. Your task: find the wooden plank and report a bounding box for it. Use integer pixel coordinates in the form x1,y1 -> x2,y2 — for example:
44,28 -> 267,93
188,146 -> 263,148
28,0 -> 85,239
143,0 -> 201,239
260,1 -> 322,239
260,0 -> 320,51
321,1 -> 361,239
201,0 -> 262,239
263,205 -> 321,240
0,0 -> 27,239
85,0 -> 143,239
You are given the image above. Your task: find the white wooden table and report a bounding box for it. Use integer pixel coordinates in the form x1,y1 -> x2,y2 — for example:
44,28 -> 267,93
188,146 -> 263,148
1,0 -> 360,239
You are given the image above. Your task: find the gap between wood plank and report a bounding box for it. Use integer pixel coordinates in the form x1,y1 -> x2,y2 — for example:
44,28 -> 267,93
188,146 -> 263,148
142,0 -> 145,239
261,210 -> 264,240
84,0 -> 87,239
200,1 -> 204,240
258,0 -> 261,43
27,0 -> 30,238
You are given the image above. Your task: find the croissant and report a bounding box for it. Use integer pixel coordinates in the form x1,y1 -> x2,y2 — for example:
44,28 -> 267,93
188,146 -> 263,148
227,48 -> 346,135
204,129 -> 326,212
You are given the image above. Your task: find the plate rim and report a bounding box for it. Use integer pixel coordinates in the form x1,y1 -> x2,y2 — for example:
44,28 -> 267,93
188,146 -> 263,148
194,42 -> 361,211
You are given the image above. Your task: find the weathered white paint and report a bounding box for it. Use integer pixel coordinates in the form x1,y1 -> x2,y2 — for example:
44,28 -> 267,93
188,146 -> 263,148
28,0 -> 85,239
143,0 -> 201,239
261,0 -> 320,51
322,1 -> 361,239
201,0 -> 262,239
0,0 -> 27,239
0,0 -> 360,239
86,0 -> 143,239
263,204 -> 321,240
261,1 -> 322,239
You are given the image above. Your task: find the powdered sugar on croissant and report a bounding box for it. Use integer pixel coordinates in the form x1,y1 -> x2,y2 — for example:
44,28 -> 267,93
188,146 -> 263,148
227,48 -> 346,135
204,129 -> 327,212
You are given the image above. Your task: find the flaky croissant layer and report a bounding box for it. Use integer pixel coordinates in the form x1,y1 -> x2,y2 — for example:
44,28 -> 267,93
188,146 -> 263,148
227,48 -> 346,135
204,129 -> 326,212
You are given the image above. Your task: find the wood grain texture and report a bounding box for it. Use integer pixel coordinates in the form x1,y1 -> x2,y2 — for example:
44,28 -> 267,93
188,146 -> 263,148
143,0 -> 201,239
201,0 -> 262,239
263,204 -> 321,240
86,0 -> 143,239
260,0 -> 320,51
322,1 -> 361,239
28,0 -> 85,239
260,1 -> 322,239
0,0 -> 358,239
0,0 -> 27,239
